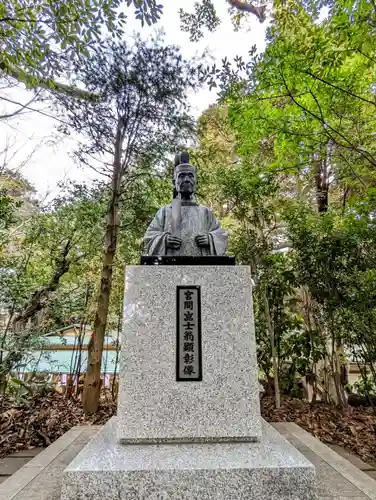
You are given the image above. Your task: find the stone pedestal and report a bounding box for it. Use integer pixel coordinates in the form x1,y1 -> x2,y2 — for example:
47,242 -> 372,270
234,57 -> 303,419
61,417 -> 315,500
117,266 -> 261,443
61,266 -> 316,499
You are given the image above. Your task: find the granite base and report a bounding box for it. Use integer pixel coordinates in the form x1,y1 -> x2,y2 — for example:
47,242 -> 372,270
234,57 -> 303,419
61,417 -> 316,500
118,266 -> 261,443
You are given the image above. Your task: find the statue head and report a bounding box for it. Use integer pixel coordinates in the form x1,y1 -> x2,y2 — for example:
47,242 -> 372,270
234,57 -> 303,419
173,151 -> 196,199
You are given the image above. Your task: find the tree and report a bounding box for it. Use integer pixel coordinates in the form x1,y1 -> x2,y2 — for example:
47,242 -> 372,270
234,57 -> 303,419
0,0 -> 272,108
0,182 -> 102,389
192,0 -> 376,407
285,195 -> 376,405
57,35 -> 198,412
190,103 -> 290,407
200,1 -> 376,196
0,190 -> 17,234
0,137 -> 39,252
0,157 -> 171,399
0,1 -> 169,95
179,0 -> 376,45
179,0 -> 268,41
189,104 -> 238,220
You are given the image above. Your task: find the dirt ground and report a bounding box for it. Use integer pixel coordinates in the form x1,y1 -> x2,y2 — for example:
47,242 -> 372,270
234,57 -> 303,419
1,392 -> 375,466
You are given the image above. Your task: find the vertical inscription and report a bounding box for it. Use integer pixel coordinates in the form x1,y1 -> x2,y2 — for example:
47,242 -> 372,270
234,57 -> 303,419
176,286 -> 202,381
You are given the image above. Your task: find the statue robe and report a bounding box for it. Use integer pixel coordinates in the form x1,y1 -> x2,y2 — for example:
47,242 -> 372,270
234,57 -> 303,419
143,201 -> 228,256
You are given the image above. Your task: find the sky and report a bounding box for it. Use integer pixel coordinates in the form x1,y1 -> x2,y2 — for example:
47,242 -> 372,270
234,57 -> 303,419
0,0 -> 268,201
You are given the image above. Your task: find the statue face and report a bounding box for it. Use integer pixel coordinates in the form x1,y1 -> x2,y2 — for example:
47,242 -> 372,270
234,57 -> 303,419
175,168 -> 196,195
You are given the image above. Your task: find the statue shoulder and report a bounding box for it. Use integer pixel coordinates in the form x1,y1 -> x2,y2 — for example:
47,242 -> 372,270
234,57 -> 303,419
151,205 -> 172,224
200,204 -> 215,215
154,205 -> 171,215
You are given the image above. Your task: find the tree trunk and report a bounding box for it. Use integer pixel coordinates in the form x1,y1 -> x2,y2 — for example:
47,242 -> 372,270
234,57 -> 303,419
263,288 -> 280,409
111,304 -> 122,401
304,290 -> 318,403
330,333 -> 347,408
315,155 -> 329,213
82,120 -> 123,413
12,239 -> 72,330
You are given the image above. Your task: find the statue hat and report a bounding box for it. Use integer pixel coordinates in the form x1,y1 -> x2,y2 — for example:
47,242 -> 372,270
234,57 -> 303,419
174,151 -> 196,177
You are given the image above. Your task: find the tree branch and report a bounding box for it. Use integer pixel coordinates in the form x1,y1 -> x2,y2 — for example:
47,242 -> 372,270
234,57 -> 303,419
227,0 -> 267,22
0,92 -> 40,120
0,16 -> 77,25
0,60 -> 99,101
12,239 -> 73,329
279,69 -> 376,168
300,68 -> 376,108
0,94 -> 70,125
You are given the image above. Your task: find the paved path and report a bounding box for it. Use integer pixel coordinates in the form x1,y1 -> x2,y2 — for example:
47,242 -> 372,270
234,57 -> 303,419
0,448 -> 44,485
327,444 -> 376,481
275,422 -> 376,500
0,423 -> 375,499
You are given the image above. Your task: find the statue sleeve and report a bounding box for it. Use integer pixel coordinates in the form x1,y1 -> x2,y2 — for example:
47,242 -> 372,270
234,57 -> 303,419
143,207 -> 169,256
206,208 -> 228,256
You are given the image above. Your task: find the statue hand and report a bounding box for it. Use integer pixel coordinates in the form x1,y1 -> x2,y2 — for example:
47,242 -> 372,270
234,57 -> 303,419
166,234 -> 182,249
195,233 -> 210,248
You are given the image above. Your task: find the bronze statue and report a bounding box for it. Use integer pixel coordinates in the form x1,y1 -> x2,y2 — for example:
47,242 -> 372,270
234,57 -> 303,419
143,152 -> 228,256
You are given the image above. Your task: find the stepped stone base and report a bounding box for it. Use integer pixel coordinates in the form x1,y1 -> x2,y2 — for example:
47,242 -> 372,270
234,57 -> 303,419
61,417 -> 316,500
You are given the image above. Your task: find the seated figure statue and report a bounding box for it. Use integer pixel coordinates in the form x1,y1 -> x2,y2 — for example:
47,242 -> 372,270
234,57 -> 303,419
143,152 -> 228,256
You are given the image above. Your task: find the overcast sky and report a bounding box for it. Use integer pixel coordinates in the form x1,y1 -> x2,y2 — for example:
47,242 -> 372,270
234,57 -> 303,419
0,0 -> 268,200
